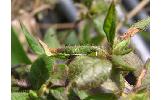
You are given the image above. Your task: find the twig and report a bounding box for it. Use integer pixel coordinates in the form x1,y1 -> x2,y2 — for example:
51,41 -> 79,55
120,17 -> 149,40
31,4 -> 51,16
126,0 -> 149,20
116,0 -> 149,32
39,23 -> 76,29
120,27 -> 140,40
38,20 -> 82,30
134,68 -> 147,89
134,58 -> 150,90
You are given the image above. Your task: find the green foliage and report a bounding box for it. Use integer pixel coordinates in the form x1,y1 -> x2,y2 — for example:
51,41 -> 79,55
29,55 -> 55,89
84,93 -> 117,100
44,28 -> 61,48
90,34 -> 104,45
56,46 -> 108,58
63,46 -> 94,54
29,90 -> 38,99
93,17 -> 105,36
110,68 -> 125,92
11,27 -> 31,65
20,21 -> 44,55
121,90 -> 149,100
51,64 -> 68,80
50,87 -> 68,100
122,52 -> 144,77
74,89 -> 90,99
11,92 -> 29,100
112,54 -> 136,71
68,56 -> 112,90
64,31 -> 79,46
103,1 -> 116,47
82,21 -> 91,44
131,17 -> 150,30
112,52 -> 144,76
113,39 -> 132,55
90,0 -> 107,15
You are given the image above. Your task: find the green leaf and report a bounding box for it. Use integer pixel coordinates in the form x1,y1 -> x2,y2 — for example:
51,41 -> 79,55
101,78 -> 119,94
46,64 -> 68,87
90,0 -> 107,15
112,52 -> 144,76
82,21 -> 91,44
11,27 -> 31,65
29,90 -> 38,99
50,87 -> 68,100
113,39 -> 132,55
123,52 -> 144,77
56,46 -> 108,58
52,64 -> 68,80
20,21 -> 44,55
91,34 -> 104,45
121,91 -> 149,100
83,93 -> 117,100
68,88 -> 80,100
44,28 -> 60,48
68,56 -> 94,80
44,46 -> 108,59
110,68 -> 125,93
65,31 -> 79,46
112,55 -> 136,71
29,54 -> 55,89
74,89 -> 89,100
68,56 -> 112,90
93,16 -> 106,36
103,1 -> 116,47
12,92 -> 29,100
131,17 -> 150,30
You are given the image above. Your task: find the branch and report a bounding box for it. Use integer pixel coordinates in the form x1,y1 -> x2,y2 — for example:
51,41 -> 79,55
116,0 -> 149,32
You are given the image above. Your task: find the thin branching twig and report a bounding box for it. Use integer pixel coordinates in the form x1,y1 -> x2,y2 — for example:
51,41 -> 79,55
116,0 -> 149,32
